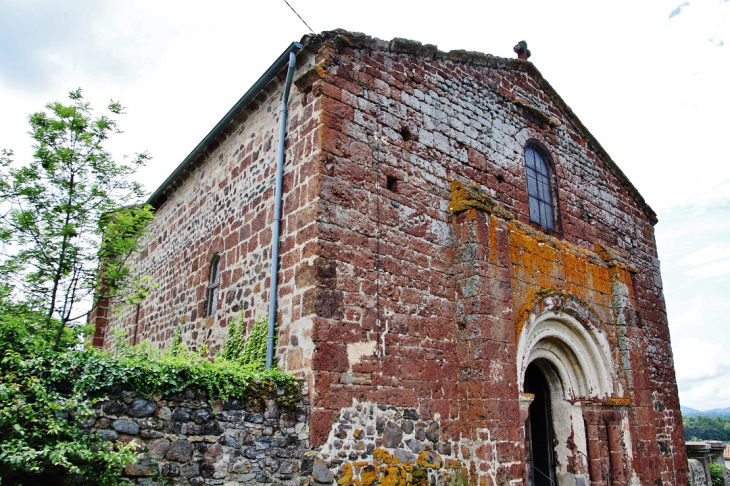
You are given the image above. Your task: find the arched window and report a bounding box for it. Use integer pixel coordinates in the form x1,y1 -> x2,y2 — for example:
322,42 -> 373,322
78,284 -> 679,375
524,146 -> 556,230
206,255 -> 220,316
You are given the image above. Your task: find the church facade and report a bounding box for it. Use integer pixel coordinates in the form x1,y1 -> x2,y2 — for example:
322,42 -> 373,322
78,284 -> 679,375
92,30 -> 687,486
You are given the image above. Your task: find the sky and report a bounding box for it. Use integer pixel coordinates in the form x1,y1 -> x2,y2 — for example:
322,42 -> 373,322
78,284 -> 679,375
0,0 -> 728,410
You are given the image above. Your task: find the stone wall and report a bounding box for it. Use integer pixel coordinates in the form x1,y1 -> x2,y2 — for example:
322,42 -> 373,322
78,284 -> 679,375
312,402 -> 465,486
91,44 -> 324,373
301,31 -> 686,485
90,386 -> 311,485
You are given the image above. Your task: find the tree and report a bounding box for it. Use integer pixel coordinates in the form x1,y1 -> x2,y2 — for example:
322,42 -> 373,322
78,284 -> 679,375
0,89 -> 154,346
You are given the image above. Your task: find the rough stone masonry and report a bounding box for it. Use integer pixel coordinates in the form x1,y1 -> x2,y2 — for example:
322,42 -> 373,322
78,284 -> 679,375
92,30 -> 687,486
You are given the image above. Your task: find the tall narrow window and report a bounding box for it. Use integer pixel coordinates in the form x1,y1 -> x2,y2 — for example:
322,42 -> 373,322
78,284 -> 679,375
206,255 -> 220,316
525,146 -> 556,230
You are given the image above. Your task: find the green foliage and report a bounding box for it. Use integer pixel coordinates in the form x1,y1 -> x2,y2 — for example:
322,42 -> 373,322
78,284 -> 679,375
219,315 -> 246,363
710,463 -> 724,486
0,88 -> 153,346
0,297 -> 138,485
220,315 -> 274,372
683,415 -> 730,442
0,89 -> 297,485
0,309 -> 296,485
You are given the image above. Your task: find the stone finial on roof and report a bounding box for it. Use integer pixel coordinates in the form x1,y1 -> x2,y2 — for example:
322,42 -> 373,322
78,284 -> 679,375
514,40 -> 531,60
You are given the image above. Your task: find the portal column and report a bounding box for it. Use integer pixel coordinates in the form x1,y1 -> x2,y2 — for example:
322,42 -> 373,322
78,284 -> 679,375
583,410 -> 607,486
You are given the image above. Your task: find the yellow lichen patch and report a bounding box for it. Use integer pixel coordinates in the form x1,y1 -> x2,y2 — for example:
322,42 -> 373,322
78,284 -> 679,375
337,463 -> 354,485
444,458 -> 463,469
361,465 -> 378,486
507,218 -> 621,341
381,466 -> 407,486
316,60 -> 330,78
605,397 -> 632,407
373,448 -> 394,466
353,460 -> 369,467
448,181 -> 514,219
417,451 -> 443,469
488,214 -> 499,265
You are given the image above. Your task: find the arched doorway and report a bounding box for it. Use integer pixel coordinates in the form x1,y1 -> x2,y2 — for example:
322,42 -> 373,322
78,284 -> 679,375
525,362 -> 556,486
517,296 -> 619,486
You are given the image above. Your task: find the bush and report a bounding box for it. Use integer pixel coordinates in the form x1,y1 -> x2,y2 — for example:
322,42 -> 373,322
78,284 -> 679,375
0,308 -> 295,485
709,462 -> 724,486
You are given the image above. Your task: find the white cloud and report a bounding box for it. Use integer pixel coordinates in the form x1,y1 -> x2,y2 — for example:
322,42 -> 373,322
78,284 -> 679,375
685,259 -> 730,278
681,244 -> 730,267
681,378 -> 730,410
673,336 -> 725,382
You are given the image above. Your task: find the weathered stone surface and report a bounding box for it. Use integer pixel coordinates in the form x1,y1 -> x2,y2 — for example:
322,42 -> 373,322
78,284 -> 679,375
146,438 -> 170,459
161,462 -> 180,477
124,457 -> 157,477
424,422 -> 440,443
127,399 -> 156,418
264,399 -> 280,419
229,457 -> 252,473
394,449 -> 416,464
414,423 -> 426,441
96,429 -> 118,441
383,421 -> 403,448
171,407 -> 192,421
191,408 -> 211,424
218,434 -> 239,448
312,458 -> 335,484
165,441 -> 194,462
140,429 -> 164,439
403,409 -> 419,421
102,399 -> 126,415
112,419 -> 140,435
180,462 -> 200,478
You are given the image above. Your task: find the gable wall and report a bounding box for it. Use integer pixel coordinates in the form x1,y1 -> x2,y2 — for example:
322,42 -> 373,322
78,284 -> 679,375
303,36 -> 685,486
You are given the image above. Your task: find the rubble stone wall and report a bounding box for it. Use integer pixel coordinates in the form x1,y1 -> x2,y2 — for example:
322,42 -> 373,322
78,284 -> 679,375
90,386 -> 311,485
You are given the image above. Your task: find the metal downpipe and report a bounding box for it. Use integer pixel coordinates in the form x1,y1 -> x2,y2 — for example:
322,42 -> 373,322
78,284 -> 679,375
266,49 -> 299,370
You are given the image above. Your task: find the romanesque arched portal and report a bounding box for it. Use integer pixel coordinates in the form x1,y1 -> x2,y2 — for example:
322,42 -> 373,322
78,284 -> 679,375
517,293 -> 626,486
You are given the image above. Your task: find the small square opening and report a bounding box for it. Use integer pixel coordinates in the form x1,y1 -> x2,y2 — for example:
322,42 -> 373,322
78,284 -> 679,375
386,176 -> 398,192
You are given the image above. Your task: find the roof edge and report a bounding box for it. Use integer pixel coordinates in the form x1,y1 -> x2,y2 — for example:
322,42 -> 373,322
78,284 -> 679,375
314,29 -> 657,224
521,62 -> 658,225
147,40 -> 305,208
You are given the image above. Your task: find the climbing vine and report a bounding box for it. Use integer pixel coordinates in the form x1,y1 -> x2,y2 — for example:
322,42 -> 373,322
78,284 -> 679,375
219,315 -> 275,372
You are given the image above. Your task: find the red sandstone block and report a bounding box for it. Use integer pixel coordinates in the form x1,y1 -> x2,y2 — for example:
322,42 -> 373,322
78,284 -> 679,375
367,387 -> 416,407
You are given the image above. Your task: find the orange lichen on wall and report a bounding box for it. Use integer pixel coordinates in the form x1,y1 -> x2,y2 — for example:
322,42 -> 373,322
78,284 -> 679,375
331,449 -> 462,486
506,219 -> 640,355
507,220 -> 618,326
448,181 -> 514,220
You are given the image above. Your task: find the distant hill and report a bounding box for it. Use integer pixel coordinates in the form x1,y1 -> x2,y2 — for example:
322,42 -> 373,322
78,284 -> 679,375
682,406 -> 730,417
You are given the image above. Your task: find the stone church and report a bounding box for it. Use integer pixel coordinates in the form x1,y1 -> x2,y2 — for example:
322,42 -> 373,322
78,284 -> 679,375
92,30 -> 687,486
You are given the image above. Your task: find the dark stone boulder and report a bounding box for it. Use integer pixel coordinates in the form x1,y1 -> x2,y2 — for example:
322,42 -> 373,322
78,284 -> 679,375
112,419 -> 140,435
127,399 -> 157,418
312,458 -> 334,484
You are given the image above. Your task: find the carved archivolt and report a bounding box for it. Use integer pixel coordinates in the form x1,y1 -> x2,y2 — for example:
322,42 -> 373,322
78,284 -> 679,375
516,292 -> 616,401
